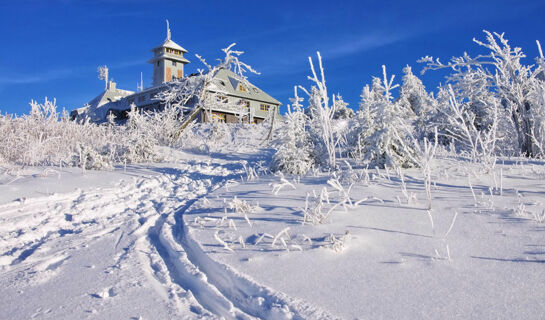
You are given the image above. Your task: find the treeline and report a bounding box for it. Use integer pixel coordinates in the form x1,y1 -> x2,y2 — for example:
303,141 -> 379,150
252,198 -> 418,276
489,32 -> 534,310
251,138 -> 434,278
271,31 -> 545,174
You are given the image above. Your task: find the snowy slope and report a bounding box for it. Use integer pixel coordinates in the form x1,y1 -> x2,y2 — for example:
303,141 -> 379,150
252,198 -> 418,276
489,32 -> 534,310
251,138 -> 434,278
2,140 -> 545,319
184,159 -> 545,319
0,145 -> 332,319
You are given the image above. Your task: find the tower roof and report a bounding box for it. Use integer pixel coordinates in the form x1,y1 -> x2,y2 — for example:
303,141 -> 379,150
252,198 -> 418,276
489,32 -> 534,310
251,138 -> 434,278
151,38 -> 188,53
147,52 -> 190,64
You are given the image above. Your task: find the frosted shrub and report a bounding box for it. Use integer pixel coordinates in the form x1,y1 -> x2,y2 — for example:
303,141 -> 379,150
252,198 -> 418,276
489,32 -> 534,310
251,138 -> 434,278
436,85 -> 502,166
228,196 -> 259,214
0,99 -> 119,168
302,53 -> 337,169
124,136 -> 157,163
0,99 -> 160,169
271,88 -> 315,175
73,144 -> 112,170
272,52 -> 343,173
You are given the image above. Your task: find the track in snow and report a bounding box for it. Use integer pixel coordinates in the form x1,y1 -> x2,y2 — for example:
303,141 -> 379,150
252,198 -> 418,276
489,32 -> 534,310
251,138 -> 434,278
147,165 -> 336,319
0,156 -> 334,319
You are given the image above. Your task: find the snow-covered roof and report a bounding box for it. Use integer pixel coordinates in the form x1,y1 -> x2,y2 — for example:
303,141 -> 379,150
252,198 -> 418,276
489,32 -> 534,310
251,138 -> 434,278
81,86 -> 134,122
208,68 -> 282,106
152,39 -> 188,53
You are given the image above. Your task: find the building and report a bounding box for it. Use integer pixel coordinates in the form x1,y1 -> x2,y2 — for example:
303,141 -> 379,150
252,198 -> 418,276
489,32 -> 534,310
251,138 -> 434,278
71,21 -> 281,124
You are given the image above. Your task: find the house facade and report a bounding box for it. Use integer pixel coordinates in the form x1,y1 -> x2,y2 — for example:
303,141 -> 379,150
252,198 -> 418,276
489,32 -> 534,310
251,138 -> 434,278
71,22 -> 281,124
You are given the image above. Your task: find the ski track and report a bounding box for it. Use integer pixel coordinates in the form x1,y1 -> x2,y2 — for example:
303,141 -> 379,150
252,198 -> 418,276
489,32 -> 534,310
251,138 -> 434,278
0,158 -> 333,319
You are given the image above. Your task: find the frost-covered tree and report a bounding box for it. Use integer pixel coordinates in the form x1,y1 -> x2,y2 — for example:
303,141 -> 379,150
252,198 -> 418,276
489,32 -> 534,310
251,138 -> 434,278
332,95 -> 354,120
348,66 -> 418,168
435,85 -> 502,164
420,31 -> 545,157
347,80 -> 380,159
270,87 -> 315,174
397,65 -> 437,140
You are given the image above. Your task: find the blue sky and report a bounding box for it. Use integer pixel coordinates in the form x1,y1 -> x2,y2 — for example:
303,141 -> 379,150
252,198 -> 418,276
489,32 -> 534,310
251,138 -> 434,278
0,0 -> 544,115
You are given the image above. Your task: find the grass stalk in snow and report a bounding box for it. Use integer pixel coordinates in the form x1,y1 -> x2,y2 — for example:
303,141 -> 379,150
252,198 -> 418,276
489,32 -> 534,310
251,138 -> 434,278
271,227 -> 291,247
214,231 -> 234,252
500,168 -> 503,196
533,209 -> 545,223
426,210 -> 435,236
468,175 -> 477,206
271,173 -> 297,195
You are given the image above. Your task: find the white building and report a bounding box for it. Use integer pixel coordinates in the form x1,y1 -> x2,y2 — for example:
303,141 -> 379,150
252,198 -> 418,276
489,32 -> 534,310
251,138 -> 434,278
72,22 -> 281,124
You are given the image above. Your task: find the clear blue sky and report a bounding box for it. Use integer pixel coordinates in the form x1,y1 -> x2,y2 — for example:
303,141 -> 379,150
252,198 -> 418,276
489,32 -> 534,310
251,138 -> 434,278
0,0 -> 544,115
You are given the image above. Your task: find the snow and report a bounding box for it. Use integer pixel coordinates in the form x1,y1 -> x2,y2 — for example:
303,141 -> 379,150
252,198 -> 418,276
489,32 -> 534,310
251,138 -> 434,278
184,158 -> 545,319
2,135 -> 545,319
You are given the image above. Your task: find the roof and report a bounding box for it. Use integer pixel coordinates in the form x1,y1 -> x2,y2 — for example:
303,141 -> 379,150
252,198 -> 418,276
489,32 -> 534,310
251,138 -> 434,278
208,68 -> 282,106
151,39 -> 188,53
82,87 -> 134,122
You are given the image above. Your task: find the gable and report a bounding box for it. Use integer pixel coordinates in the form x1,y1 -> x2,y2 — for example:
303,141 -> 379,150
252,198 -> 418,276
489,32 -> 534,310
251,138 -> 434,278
211,69 -> 281,106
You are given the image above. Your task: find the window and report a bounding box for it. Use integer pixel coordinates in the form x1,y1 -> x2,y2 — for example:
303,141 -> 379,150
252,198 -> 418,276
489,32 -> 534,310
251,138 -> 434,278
237,83 -> 247,92
172,61 -> 177,66
260,104 -> 270,111
157,61 -> 160,66
217,95 -> 228,103
212,112 -> 226,123
239,100 -> 250,108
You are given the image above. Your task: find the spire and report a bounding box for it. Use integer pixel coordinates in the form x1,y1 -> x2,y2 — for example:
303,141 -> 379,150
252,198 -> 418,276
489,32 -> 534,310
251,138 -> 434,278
166,19 -> 171,40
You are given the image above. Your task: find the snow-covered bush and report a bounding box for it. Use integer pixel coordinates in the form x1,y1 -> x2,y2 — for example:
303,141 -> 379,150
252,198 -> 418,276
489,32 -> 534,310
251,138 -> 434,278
271,53 -> 343,174
73,144 -> 113,170
301,53 -> 337,169
434,85 -> 503,166
270,88 -> 315,175
1,99 -> 111,168
0,99 -> 160,169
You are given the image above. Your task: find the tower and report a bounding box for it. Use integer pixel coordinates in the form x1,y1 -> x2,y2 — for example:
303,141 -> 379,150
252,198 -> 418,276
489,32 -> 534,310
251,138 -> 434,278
148,20 -> 190,87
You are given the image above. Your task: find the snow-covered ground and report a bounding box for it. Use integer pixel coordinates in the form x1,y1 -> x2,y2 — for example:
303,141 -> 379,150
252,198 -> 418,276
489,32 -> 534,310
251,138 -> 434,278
1,142 -> 545,319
